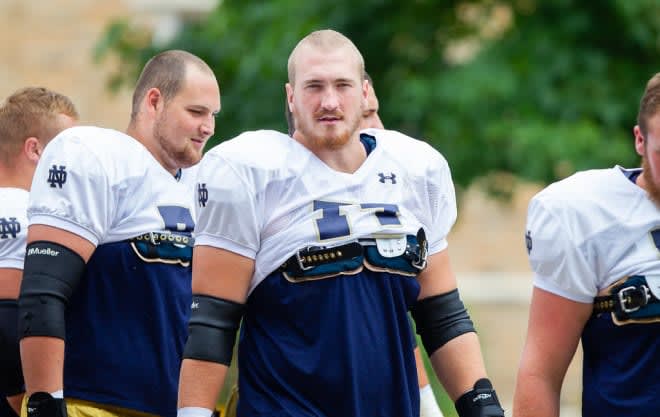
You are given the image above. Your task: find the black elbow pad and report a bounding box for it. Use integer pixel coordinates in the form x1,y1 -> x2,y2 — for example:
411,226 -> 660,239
183,294 -> 244,365
411,288 -> 476,356
18,241 -> 86,340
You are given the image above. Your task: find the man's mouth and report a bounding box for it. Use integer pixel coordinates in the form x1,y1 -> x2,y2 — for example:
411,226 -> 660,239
191,138 -> 206,148
318,115 -> 341,122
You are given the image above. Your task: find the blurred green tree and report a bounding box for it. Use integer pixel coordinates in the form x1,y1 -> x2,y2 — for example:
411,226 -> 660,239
95,0 -> 660,187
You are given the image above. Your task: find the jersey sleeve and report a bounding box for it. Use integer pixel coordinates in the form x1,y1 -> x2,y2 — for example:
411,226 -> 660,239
0,238 -> 25,269
526,197 -> 598,302
27,133 -> 112,246
193,151 -> 261,259
424,150 -> 457,255
0,194 -> 27,269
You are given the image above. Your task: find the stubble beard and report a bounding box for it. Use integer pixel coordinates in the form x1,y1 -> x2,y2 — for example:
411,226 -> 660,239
298,113 -> 361,151
153,117 -> 201,171
641,156 -> 660,207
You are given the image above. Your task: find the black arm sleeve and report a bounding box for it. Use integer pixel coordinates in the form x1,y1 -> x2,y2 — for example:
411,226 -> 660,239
411,288 -> 476,356
183,294 -> 244,365
18,241 -> 86,339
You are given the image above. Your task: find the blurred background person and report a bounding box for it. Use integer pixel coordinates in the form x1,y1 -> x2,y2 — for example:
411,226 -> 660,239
513,73 -> 660,417
0,87 -> 78,417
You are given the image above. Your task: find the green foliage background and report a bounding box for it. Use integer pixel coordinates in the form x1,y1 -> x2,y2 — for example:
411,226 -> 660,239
95,1 -> 660,414
95,0 -> 660,189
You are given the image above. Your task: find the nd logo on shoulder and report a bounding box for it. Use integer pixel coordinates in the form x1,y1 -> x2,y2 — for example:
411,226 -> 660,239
48,164 -> 67,188
197,183 -> 208,207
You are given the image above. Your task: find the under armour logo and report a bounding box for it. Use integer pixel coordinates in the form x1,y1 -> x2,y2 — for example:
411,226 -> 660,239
378,172 -> 397,184
0,217 -> 21,239
47,164 -> 67,188
525,230 -> 532,254
197,183 -> 208,207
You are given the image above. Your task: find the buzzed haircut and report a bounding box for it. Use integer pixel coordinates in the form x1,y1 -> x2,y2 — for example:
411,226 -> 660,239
0,87 -> 78,165
637,72 -> 660,137
130,50 -> 214,121
287,29 -> 365,85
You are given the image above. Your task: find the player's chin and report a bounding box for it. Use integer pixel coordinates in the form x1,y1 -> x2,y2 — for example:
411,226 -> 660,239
324,132 -> 351,150
177,150 -> 203,168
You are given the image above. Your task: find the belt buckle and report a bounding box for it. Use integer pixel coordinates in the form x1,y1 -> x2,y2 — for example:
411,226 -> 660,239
295,247 -> 315,271
618,285 -> 651,313
410,246 -> 427,270
411,230 -> 428,271
412,256 -> 427,271
147,232 -> 160,245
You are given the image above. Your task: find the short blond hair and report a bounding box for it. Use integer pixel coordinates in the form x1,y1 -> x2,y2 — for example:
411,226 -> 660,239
0,87 -> 78,165
287,29 -> 365,85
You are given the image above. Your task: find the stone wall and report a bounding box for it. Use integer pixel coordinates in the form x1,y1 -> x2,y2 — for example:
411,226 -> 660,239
0,0 -> 133,129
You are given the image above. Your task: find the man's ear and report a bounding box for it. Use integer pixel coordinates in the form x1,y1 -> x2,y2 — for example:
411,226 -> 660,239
285,83 -> 294,113
633,125 -> 645,157
24,137 -> 42,164
145,88 -> 163,114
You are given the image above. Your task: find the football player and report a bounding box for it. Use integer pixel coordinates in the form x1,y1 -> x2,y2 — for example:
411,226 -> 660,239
514,72 -> 660,417
222,72 -> 446,417
18,50 -> 220,417
0,87 -> 78,416
178,29 -> 503,417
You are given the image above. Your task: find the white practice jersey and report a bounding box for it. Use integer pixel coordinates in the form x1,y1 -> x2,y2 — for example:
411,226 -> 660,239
25,125 -> 197,417
180,163 -> 200,220
28,126 -> 196,244
0,187 -> 29,269
526,166 -> 660,302
195,128 -> 457,294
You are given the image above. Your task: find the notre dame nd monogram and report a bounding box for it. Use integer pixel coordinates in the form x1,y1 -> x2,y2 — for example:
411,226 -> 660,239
0,217 -> 21,239
48,164 -> 67,188
197,183 -> 208,207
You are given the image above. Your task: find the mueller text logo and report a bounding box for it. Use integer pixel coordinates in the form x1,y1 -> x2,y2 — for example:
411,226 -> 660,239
27,247 -> 59,257
48,165 -> 67,188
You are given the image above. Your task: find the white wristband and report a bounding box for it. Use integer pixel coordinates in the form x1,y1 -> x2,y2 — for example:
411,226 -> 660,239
177,407 -> 214,417
419,384 -> 444,417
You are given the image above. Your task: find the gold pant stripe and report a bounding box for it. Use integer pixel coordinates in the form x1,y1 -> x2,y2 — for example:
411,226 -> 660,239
22,396 -> 160,417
